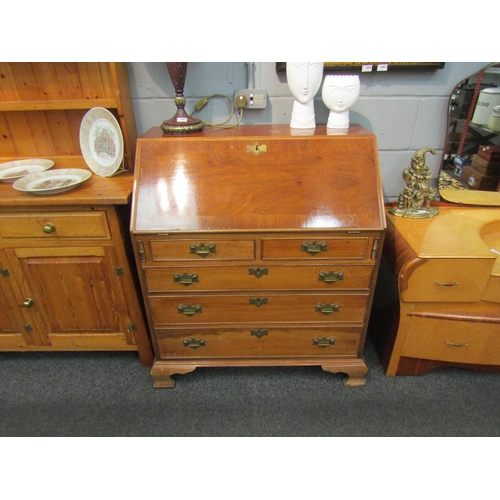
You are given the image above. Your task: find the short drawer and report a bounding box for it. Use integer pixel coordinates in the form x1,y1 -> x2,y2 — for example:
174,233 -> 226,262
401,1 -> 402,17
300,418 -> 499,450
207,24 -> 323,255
144,264 -> 374,292
156,325 -> 361,359
401,258 -> 494,303
401,316 -> 500,365
149,292 -> 369,325
149,239 -> 255,261
0,211 -> 110,239
262,237 -> 368,260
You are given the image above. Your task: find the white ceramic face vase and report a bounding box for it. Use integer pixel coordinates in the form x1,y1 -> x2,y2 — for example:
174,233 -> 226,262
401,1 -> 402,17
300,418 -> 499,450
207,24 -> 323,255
322,75 -> 360,129
286,62 -> 324,129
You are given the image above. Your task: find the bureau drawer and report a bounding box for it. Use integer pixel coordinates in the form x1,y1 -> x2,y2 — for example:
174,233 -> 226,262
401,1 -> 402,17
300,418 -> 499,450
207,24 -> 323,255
401,316 -> 500,365
401,258 -> 494,303
156,325 -> 361,359
150,292 -> 368,325
149,239 -> 255,261
262,237 -> 368,260
144,264 -> 373,292
0,211 -> 110,239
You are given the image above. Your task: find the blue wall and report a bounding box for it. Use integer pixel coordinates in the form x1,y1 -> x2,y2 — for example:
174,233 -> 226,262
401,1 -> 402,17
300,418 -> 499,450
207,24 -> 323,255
126,62 -> 490,202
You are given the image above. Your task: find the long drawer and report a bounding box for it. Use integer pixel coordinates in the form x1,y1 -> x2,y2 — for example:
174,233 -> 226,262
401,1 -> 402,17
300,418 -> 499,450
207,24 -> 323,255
144,264 -> 374,292
149,292 -> 369,325
0,211 -> 110,239
156,325 -> 361,359
401,316 -> 500,365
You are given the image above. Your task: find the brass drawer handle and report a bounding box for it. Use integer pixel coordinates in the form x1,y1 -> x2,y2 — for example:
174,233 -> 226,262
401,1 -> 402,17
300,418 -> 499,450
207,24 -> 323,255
249,267 -> 268,279
190,243 -> 216,257
249,297 -> 268,307
250,329 -> 268,338
183,338 -> 205,349
319,271 -> 344,284
23,298 -> 34,308
302,241 -> 327,255
43,223 -> 56,234
313,337 -> 336,347
445,341 -> 469,348
316,302 -> 340,315
178,304 -> 202,316
174,273 -> 199,286
436,281 -> 460,287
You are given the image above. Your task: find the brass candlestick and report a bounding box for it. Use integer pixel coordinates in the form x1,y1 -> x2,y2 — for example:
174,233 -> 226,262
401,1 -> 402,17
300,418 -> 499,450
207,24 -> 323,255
161,62 -> 204,135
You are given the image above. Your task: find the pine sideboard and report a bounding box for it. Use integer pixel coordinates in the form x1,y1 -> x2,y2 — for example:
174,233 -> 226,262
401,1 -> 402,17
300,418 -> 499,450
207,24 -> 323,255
0,62 -> 153,365
131,125 -> 386,387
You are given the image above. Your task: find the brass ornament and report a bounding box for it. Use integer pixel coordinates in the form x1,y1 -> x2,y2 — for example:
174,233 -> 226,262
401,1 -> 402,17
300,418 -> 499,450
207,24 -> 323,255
390,147 -> 439,218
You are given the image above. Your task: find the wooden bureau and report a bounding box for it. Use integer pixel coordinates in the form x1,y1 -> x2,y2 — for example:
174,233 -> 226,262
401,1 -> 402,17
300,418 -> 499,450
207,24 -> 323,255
370,206 -> 500,376
131,125 -> 386,387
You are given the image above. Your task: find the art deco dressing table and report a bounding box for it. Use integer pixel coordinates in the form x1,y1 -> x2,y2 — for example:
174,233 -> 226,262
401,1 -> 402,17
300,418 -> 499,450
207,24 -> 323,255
370,63 -> 500,376
371,206 -> 500,375
130,124 -> 386,387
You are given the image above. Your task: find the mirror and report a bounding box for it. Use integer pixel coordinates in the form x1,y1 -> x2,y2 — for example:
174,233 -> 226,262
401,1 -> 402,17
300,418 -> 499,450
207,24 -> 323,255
439,62 -> 500,206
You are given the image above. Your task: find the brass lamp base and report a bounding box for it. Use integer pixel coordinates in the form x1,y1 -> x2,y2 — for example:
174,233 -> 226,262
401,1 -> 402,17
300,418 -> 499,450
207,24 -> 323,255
161,62 -> 204,135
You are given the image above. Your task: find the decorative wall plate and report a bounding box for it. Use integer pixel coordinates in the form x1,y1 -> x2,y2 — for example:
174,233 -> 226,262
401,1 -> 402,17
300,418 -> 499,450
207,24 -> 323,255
79,107 -> 124,177
13,168 -> 92,195
0,159 -> 54,182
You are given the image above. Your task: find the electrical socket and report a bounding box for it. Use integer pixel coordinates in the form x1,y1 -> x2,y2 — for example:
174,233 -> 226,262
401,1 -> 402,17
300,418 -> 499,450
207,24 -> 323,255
235,89 -> 267,109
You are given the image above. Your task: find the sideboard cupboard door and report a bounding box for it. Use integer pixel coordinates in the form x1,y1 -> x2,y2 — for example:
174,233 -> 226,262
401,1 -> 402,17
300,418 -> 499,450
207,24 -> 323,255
3,246 -> 137,349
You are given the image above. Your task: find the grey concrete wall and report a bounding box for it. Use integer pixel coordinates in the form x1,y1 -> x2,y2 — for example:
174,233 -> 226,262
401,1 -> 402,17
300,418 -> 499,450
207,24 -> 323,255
126,62 -> 491,202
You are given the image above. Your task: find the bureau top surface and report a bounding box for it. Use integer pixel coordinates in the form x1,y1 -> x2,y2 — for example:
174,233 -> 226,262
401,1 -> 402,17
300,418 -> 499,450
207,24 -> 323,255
131,125 -> 385,233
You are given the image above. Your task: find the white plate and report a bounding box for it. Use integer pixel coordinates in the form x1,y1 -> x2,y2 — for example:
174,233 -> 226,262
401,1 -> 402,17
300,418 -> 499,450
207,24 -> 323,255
0,159 -> 54,182
13,168 -> 92,195
79,107 -> 124,177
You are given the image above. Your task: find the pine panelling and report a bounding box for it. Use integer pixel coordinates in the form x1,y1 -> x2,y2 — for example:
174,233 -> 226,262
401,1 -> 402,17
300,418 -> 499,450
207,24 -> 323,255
0,62 -> 137,171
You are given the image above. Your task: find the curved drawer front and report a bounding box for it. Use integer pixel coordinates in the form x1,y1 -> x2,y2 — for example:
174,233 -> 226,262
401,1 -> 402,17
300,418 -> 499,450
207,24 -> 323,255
401,259 -> 494,303
402,316 -> 500,365
156,325 -> 361,359
145,265 -> 373,292
149,292 -> 368,325
262,237 -> 368,260
0,211 -> 110,239
149,239 -> 255,261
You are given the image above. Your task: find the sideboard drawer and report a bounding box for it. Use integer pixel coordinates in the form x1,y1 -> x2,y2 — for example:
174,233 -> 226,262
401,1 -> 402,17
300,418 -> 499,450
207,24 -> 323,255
401,258 -> 493,303
156,325 -> 361,359
262,237 -> 368,260
401,316 -> 500,365
0,211 -> 110,239
144,264 -> 374,292
149,239 -> 255,261
149,292 -> 369,325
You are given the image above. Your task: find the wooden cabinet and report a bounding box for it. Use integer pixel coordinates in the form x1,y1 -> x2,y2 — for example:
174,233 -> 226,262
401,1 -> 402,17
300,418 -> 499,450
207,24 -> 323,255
0,62 -> 153,365
370,207 -> 500,376
0,195 -> 152,364
131,125 -> 385,387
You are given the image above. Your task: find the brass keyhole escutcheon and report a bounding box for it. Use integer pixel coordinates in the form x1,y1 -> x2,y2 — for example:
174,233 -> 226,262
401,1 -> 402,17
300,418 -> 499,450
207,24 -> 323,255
249,267 -> 268,279
23,298 -> 34,308
43,223 -> 56,234
246,143 -> 267,156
